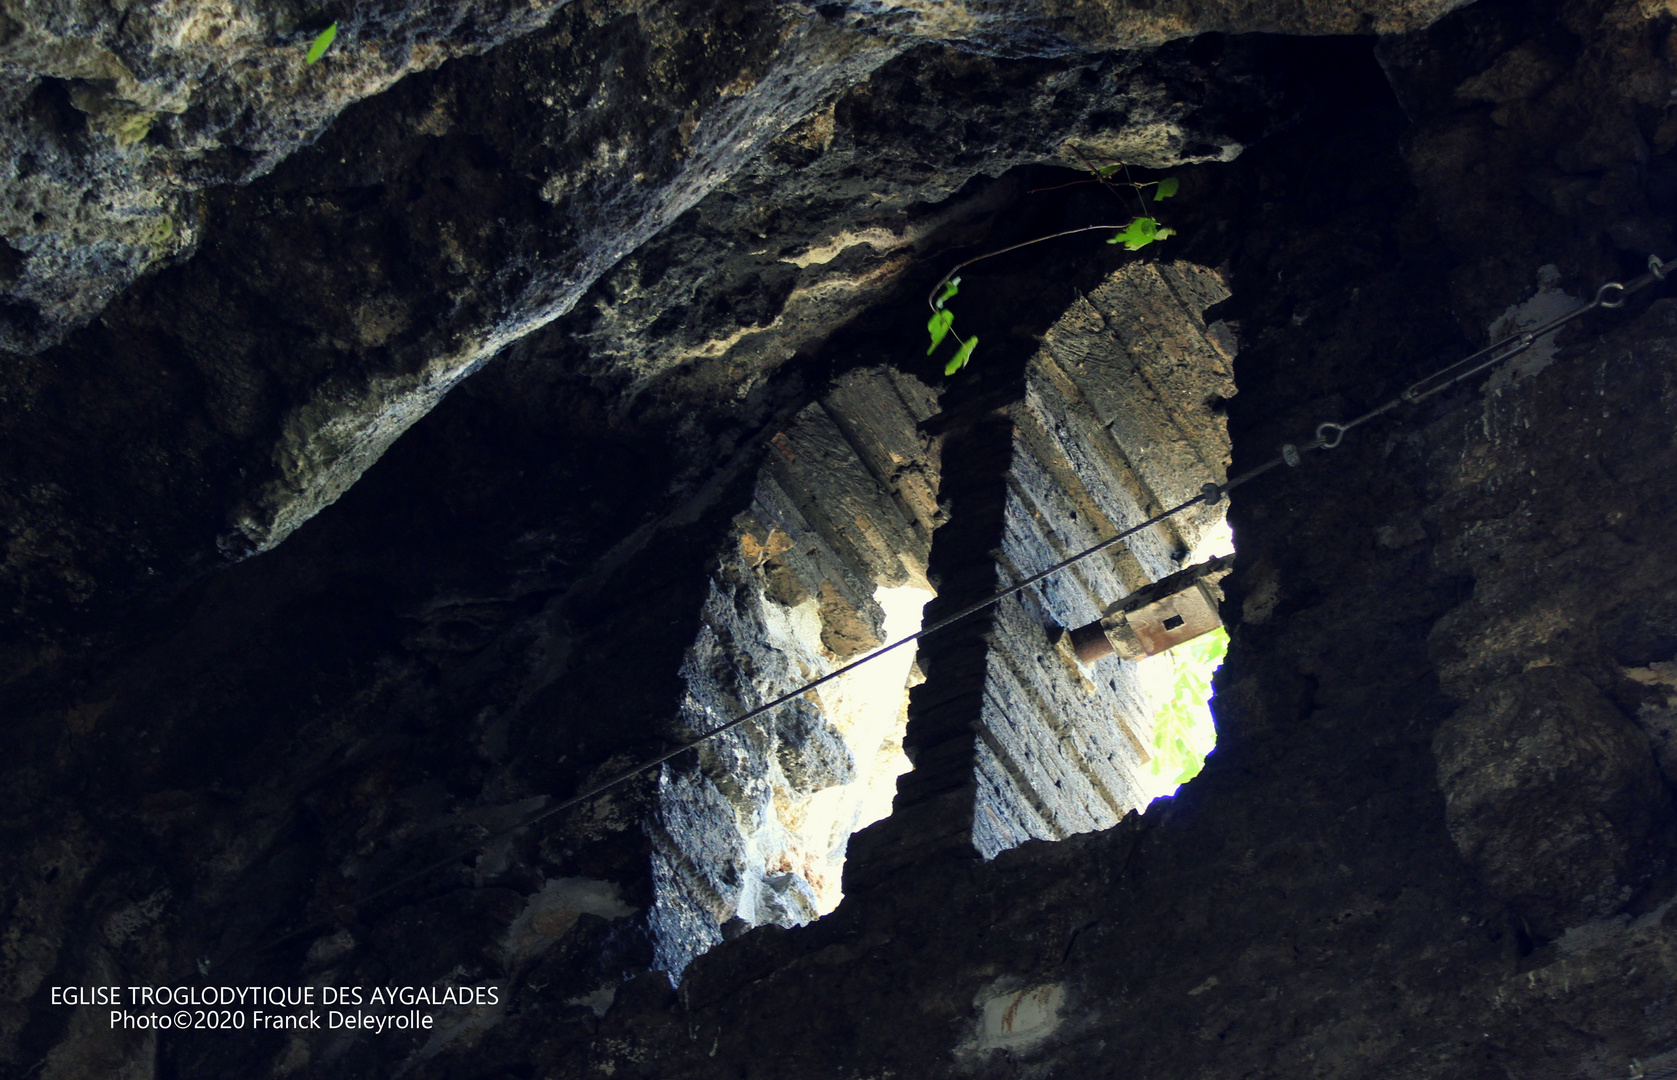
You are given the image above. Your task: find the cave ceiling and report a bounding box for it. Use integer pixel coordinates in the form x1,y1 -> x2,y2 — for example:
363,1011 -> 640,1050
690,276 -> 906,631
5,0 -> 1677,1077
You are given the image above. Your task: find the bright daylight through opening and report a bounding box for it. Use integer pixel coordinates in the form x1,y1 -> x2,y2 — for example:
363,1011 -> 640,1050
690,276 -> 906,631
1135,520 -> 1234,804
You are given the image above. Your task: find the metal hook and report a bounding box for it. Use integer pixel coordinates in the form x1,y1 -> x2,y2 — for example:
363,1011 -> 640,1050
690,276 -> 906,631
1315,422 -> 1346,449
1596,281 -> 1627,309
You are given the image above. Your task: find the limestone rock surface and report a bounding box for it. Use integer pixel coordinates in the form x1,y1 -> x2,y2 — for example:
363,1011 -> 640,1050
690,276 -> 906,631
0,7 -> 1295,645
0,0 -> 572,353
0,0 -> 1488,640
817,0 -> 1476,55
1434,667 -> 1674,937
5,0 -> 1677,1078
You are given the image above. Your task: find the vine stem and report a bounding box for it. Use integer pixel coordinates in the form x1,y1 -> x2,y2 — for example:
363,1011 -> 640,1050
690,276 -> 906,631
1067,144 -> 1153,219
926,146 -> 1168,309
925,223 -> 1135,311
1027,178 -> 1164,196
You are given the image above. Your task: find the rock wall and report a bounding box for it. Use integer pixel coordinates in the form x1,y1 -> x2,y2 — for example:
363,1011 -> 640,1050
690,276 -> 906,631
0,0 -> 1309,641
542,4 -> 1677,1077
0,0 -> 1478,361
6,0 -> 1677,1077
0,0 -> 576,354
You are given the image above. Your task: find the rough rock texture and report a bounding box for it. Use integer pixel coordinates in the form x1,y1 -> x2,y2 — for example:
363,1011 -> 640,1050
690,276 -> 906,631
534,4 -> 1677,1075
819,0 -> 1476,56
7,0 -> 1677,1077
2,0 -> 896,601
1435,667 -> 1674,938
0,0 -> 1487,356
518,39 -> 1261,424
1378,0 -> 1677,329
3,20 -> 1341,1074
0,0 -> 575,353
0,6 -> 1301,656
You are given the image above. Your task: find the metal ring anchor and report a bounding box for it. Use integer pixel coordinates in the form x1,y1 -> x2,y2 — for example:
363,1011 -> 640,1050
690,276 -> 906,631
1315,422 -> 1346,449
1596,281 -> 1627,309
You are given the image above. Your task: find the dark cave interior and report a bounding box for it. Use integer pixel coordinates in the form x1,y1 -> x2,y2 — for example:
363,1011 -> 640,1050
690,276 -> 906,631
6,0 -> 1677,1076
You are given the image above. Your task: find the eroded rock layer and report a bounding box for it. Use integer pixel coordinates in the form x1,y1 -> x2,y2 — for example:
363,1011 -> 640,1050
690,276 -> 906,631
4,0 -> 1677,1076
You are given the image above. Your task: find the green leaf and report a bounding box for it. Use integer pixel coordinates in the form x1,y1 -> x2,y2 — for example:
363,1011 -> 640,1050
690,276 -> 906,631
1145,626 -> 1227,786
1097,163 -> 1123,178
933,276 -> 960,310
305,22 -> 338,64
1189,629 -> 1228,666
926,309 -> 954,354
1154,176 -> 1180,200
1107,217 -> 1160,251
944,335 -> 977,375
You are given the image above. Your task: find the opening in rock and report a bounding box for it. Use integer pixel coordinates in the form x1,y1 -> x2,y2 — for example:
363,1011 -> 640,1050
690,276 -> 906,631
882,258 -> 1240,861
809,583 -> 935,853
649,178 -> 1241,971
648,367 -> 943,978
1134,520 -> 1235,801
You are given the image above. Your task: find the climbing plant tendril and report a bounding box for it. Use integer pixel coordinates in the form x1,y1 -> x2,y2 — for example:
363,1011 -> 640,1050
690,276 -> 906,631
927,277 -> 974,374
924,146 -> 1178,374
